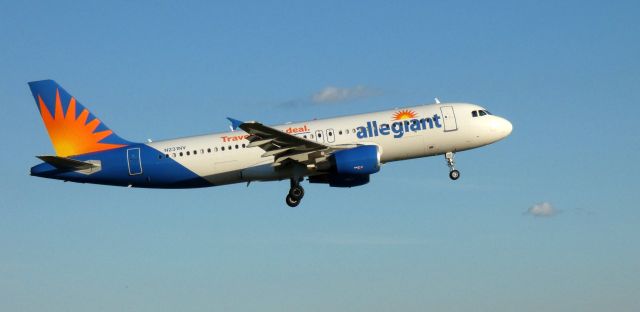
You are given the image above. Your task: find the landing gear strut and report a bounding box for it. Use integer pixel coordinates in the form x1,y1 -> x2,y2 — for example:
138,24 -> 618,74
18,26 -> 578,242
445,152 -> 460,180
285,177 -> 305,207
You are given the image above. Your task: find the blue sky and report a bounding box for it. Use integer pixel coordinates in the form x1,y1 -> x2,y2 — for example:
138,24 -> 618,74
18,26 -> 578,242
1,1 -> 639,311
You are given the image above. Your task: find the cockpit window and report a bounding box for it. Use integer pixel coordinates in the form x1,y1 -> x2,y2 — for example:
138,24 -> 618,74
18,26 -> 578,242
485,110 -> 491,115
472,111 -> 478,117
479,110 -> 487,116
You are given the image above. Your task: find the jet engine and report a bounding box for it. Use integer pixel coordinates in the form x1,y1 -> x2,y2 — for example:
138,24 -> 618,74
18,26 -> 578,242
330,145 -> 381,175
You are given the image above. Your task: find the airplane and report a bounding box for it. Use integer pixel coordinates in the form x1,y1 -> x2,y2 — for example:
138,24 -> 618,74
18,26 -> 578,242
28,79 -> 512,207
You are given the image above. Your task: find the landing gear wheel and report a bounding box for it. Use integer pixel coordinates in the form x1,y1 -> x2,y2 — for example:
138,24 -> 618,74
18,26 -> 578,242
289,185 -> 305,200
286,177 -> 304,207
449,169 -> 460,180
445,152 -> 460,181
286,194 -> 300,208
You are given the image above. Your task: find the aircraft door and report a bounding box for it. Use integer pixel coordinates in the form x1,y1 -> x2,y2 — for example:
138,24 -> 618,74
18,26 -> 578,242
326,128 -> 335,143
439,106 -> 458,132
127,148 -> 143,175
315,130 -> 325,143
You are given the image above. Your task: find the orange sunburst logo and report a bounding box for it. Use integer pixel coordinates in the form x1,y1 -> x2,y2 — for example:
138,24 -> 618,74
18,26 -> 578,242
392,109 -> 418,120
38,89 -> 125,157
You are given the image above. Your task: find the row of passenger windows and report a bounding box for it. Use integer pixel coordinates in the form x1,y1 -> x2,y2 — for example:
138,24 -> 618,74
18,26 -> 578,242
471,110 -> 492,117
300,128 -> 357,139
158,127 -> 361,159
338,129 -> 358,135
159,143 -> 248,159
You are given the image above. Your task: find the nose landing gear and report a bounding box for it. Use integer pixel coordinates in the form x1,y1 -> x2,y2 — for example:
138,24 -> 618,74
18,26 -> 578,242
285,177 -> 305,207
445,152 -> 460,180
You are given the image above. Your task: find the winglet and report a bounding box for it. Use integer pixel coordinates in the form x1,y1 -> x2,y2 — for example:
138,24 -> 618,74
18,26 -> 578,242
227,117 -> 244,131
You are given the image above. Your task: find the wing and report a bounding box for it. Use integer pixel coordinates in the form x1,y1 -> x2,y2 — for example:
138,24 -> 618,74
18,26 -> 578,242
228,118 -> 354,167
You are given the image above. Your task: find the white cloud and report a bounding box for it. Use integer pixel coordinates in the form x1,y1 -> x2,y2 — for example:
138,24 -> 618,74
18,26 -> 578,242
312,85 -> 380,103
526,202 -> 558,217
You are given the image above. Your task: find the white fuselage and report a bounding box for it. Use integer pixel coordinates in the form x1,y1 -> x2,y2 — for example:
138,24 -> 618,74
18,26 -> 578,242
147,103 -> 512,185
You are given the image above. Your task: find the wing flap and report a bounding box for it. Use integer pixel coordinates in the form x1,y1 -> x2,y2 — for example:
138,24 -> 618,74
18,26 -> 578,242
261,147 -> 295,157
247,138 -> 275,148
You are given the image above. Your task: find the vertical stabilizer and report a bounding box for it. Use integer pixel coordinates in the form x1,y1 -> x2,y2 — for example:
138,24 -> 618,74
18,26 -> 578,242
28,80 -> 131,157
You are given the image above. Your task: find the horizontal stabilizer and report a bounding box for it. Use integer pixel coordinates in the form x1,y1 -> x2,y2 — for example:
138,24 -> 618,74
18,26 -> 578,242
37,155 -> 98,170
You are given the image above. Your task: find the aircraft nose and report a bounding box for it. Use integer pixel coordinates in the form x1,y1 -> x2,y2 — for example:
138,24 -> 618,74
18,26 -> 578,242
489,117 -> 513,140
502,118 -> 513,137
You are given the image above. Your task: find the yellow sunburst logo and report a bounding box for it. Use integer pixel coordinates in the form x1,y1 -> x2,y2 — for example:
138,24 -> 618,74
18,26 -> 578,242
38,89 -> 125,157
392,109 -> 418,120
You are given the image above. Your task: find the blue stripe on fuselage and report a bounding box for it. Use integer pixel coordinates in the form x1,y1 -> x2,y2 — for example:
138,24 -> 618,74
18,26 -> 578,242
30,144 -> 210,188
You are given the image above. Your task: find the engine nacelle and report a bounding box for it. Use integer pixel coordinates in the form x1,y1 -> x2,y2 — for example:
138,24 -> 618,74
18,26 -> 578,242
308,173 -> 370,188
331,145 -> 381,175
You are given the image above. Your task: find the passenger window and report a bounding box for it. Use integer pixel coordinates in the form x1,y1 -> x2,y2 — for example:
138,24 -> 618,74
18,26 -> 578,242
186,151 -> 190,156
158,154 -> 162,159
303,135 -> 307,139
165,154 -> 169,158
214,147 -> 218,152
221,147 -> 225,151
318,133 -> 322,138
179,152 -> 183,156
479,110 -> 486,116
345,129 -> 349,134
328,131 -> 333,136
472,111 -> 478,117
207,148 -> 211,153
228,145 -> 232,150
193,150 -> 197,155
200,149 -> 204,154
339,130 -> 343,135
235,144 -> 239,149
242,143 -> 246,148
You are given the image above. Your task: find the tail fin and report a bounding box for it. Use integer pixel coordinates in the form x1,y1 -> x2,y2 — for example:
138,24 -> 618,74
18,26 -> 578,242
28,80 -> 131,157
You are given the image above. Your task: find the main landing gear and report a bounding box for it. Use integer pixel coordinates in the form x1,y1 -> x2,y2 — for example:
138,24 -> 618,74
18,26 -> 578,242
285,177 -> 305,208
445,152 -> 460,180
